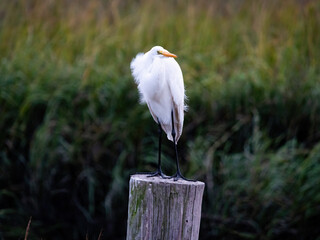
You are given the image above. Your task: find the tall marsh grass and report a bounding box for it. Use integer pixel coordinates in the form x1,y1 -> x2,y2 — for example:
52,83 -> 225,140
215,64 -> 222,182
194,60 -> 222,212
1,0 -> 320,239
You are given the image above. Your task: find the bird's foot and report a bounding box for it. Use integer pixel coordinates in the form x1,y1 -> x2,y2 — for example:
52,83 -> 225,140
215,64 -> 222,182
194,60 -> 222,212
147,169 -> 171,179
135,169 -> 170,179
170,171 -> 196,182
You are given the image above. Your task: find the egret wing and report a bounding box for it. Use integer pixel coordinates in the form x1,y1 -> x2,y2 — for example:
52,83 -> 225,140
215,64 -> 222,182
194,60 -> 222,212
165,58 -> 186,142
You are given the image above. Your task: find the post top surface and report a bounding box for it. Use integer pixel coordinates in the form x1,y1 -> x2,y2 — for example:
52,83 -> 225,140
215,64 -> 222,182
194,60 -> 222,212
130,174 -> 205,186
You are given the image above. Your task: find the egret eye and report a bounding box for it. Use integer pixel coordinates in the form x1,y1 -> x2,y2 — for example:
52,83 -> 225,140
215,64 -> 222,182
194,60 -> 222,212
157,50 -> 161,55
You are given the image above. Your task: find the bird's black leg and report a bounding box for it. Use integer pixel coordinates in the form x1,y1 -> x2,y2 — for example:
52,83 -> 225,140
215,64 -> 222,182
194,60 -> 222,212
146,120 -> 169,179
135,119 -> 169,178
170,111 -> 194,181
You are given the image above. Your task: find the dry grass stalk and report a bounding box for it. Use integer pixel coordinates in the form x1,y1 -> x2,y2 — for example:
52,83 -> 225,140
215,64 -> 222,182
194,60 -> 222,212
24,216 -> 32,240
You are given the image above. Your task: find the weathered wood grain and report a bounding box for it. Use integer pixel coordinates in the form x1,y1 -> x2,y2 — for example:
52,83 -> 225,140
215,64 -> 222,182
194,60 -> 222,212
126,174 -> 205,240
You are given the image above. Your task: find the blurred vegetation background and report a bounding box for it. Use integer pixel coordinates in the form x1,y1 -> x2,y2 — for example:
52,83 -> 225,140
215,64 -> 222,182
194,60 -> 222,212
1,0 -> 320,239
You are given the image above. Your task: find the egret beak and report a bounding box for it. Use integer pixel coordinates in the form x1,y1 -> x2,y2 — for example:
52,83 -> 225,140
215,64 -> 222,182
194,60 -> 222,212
158,50 -> 177,58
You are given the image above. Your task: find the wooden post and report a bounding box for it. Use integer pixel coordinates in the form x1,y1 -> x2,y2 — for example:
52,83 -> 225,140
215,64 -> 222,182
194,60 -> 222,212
126,174 -> 205,240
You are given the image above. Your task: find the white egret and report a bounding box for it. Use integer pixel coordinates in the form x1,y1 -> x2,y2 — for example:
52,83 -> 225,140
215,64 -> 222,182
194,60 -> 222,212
130,46 -> 190,181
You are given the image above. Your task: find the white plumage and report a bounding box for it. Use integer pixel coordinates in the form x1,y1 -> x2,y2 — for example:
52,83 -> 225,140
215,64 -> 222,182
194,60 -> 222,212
130,46 -> 186,142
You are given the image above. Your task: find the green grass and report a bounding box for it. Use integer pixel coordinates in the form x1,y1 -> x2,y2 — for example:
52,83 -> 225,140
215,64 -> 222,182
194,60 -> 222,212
1,0 -> 320,239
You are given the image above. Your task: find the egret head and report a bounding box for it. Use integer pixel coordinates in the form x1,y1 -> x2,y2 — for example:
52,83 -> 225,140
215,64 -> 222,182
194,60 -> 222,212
149,46 -> 177,58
